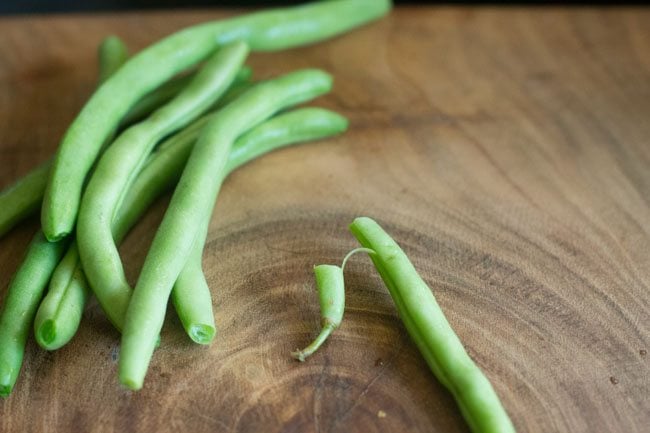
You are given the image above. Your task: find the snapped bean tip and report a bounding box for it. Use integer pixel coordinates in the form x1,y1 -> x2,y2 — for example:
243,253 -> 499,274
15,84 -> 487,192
189,324 -> 216,345
36,320 -> 56,346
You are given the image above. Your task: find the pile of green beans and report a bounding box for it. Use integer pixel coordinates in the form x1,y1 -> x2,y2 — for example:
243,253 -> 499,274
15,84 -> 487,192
1,3 -> 516,432
0,0 -> 389,398
41,0 -> 391,242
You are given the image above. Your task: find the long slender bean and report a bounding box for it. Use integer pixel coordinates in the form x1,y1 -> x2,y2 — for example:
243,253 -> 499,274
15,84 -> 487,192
0,162 -> 50,238
41,0 -> 391,241
119,69 -> 333,390
0,35 -> 129,238
348,217 -> 515,433
0,36 -> 129,238
33,241 -> 89,350
170,221 -> 214,344
173,107 -> 350,344
34,107 -> 348,349
0,232 -> 68,397
77,41 -> 249,330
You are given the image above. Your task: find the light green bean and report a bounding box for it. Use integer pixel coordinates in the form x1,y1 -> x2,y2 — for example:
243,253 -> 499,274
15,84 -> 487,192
292,265 -> 345,362
349,217 -> 515,433
0,35 -> 129,238
174,107 -> 350,344
0,162 -> 50,238
0,232 -> 68,397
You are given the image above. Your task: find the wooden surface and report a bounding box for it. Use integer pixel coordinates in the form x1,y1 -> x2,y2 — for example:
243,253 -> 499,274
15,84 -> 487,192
1,6 -> 649,433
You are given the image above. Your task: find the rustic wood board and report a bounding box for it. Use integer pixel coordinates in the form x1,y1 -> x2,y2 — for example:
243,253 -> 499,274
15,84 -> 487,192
1,6 -> 649,433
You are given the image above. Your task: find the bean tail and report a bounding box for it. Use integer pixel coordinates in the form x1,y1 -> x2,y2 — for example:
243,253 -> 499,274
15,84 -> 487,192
292,264 -> 345,362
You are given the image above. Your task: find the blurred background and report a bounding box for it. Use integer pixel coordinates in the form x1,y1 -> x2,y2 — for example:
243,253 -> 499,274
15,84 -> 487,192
1,1 -> 612,15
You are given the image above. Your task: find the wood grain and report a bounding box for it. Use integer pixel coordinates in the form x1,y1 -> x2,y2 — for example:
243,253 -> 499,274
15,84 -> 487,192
1,6 -> 649,433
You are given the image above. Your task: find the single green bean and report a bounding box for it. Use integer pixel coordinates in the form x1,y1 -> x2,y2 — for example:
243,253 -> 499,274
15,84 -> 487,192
290,247 -> 370,361
292,265 -> 345,362
34,107 -> 348,349
77,41 -> 249,330
348,217 -> 515,433
32,241 -> 88,350
170,221 -> 214,344
0,35 -> 130,239
0,162 -> 50,238
121,65 -> 253,126
0,232 -> 69,397
41,0 -> 391,241
98,35 -> 129,84
174,107 -> 350,344
119,69 -> 333,390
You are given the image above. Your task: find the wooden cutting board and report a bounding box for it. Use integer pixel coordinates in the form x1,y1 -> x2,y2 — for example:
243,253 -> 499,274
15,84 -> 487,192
1,6 -> 648,433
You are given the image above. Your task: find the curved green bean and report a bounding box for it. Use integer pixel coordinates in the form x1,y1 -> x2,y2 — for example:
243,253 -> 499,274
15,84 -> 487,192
290,247 -> 371,361
174,107 -> 350,344
41,0 -> 391,241
348,217 -> 515,433
170,221 -> 214,344
119,69 -> 333,390
292,265 -> 345,362
0,162 -> 50,238
33,241 -> 88,350
98,35 -> 129,84
0,232 -> 68,397
34,107 -> 348,350
77,41 -> 249,330
0,35 -> 131,239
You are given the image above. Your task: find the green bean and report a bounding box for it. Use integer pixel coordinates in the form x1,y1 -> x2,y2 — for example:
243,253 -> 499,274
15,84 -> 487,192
224,107 -> 348,173
348,217 -> 515,433
77,41 -> 249,330
0,232 -> 68,397
41,0 -> 391,241
0,36 -> 130,239
292,265 -> 344,362
170,221 -> 214,344
290,247 -> 371,361
34,107 -> 348,349
121,65 -> 253,126
119,69 -> 333,390
173,107 -> 349,344
33,241 -> 88,350
98,36 -> 128,84
0,162 -> 50,238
